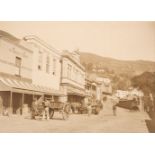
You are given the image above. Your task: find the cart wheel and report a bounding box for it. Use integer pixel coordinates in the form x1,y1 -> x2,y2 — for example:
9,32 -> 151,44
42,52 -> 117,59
62,111 -> 69,120
49,109 -> 54,119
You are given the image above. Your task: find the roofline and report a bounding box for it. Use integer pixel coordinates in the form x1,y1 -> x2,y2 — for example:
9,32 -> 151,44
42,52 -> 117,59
0,33 -> 33,54
0,30 -> 19,41
23,35 -> 61,56
62,54 -> 85,71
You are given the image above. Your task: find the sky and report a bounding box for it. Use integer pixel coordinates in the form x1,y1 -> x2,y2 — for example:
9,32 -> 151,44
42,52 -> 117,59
0,21 -> 155,61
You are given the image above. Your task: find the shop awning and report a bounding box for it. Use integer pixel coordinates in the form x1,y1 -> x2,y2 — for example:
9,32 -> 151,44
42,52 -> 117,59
67,87 -> 85,97
0,77 -> 64,96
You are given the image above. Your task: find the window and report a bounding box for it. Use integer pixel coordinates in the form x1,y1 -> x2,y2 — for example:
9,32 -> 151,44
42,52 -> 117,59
38,51 -> 43,70
75,69 -> 78,81
15,56 -> 22,76
73,67 -> 76,80
46,55 -> 50,73
67,64 -> 72,79
15,56 -> 22,67
53,58 -> 56,75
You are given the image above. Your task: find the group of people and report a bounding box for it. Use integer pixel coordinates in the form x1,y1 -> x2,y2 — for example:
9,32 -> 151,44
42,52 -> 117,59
83,96 -> 104,116
31,96 -> 52,120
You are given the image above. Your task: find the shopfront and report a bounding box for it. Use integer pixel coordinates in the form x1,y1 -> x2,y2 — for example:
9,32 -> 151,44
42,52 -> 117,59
0,77 -> 64,115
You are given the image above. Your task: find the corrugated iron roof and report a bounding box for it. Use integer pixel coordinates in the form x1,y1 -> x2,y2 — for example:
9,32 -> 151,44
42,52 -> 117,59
0,77 -> 64,96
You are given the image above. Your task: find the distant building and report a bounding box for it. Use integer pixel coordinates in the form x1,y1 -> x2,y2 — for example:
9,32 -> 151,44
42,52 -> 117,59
85,75 -> 101,102
96,77 -> 112,95
115,90 -> 129,99
60,50 -> 86,103
85,74 -> 112,102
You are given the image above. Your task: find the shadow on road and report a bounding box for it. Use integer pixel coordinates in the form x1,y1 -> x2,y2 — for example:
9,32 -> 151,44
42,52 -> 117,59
145,120 -> 155,133
145,111 -> 155,133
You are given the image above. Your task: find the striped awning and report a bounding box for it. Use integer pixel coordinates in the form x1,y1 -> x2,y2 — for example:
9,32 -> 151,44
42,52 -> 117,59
0,77 -> 64,96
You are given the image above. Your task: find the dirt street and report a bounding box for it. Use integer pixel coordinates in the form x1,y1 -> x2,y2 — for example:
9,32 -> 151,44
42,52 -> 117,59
0,100 -> 150,133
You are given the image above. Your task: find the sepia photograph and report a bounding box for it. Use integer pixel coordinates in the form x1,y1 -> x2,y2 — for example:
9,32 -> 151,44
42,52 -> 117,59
0,21 -> 155,133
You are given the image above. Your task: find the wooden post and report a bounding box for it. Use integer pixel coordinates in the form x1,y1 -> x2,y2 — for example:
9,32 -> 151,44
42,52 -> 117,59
21,93 -> 24,115
10,91 -> 13,114
32,92 -> 34,100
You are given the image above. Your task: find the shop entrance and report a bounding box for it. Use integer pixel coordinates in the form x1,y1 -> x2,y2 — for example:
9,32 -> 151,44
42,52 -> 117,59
22,94 -> 33,115
12,93 -> 22,115
68,95 -> 84,103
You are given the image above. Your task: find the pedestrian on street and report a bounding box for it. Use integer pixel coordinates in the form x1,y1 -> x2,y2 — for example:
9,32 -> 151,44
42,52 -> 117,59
100,98 -> 104,109
87,103 -> 92,116
42,98 -> 50,120
149,93 -> 154,112
112,104 -> 117,116
2,107 -> 9,116
112,94 -> 119,116
31,97 -> 38,120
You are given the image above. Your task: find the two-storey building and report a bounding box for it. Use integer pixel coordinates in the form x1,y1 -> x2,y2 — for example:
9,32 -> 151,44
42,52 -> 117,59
85,73 -> 112,103
0,30 -> 34,114
24,36 -> 63,99
0,31 -> 64,115
85,73 -> 102,103
60,50 -> 85,103
96,77 -> 112,96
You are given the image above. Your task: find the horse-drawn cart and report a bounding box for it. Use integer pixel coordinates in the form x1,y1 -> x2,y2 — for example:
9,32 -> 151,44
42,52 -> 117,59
49,101 -> 71,120
31,97 -> 71,120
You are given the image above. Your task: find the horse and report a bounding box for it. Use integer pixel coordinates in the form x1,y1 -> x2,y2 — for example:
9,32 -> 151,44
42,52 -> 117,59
31,96 -> 45,119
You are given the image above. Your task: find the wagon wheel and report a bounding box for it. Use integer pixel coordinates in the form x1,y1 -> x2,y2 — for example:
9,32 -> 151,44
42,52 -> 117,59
49,109 -> 54,119
62,104 -> 71,120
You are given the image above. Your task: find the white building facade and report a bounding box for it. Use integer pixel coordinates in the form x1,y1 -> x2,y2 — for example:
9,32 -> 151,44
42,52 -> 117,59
96,77 -> 112,95
0,30 -> 33,81
24,36 -> 62,91
60,50 -> 85,103
0,31 -> 64,115
0,31 -> 34,114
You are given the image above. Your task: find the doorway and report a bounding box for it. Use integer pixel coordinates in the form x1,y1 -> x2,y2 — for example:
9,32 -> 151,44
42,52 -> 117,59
12,93 -> 22,115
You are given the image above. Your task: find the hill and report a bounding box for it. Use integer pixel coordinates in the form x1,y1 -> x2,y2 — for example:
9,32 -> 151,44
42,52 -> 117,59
80,52 -> 155,77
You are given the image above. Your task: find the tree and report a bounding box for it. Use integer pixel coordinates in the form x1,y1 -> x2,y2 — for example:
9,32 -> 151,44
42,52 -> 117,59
131,72 -> 155,94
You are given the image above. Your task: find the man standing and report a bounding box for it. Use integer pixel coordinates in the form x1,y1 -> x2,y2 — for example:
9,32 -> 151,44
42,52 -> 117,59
112,94 -> 119,116
87,97 -> 92,116
31,97 -> 38,120
42,98 -> 50,120
87,103 -> 92,116
149,93 -> 154,112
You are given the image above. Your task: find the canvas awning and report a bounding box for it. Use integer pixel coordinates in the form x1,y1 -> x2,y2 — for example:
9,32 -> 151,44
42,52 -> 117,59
0,77 -> 64,96
67,86 -> 85,97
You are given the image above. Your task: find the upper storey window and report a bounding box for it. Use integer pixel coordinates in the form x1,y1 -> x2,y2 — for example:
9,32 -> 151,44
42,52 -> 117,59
46,55 -> 50,73
53,58 -> 56,75
38,51 -> 43,70
15,56 -> 22,76
67,64 -> 72,79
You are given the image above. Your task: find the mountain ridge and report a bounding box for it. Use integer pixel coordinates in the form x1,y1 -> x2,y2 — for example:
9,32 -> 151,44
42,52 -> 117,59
80,52 -> 155,76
